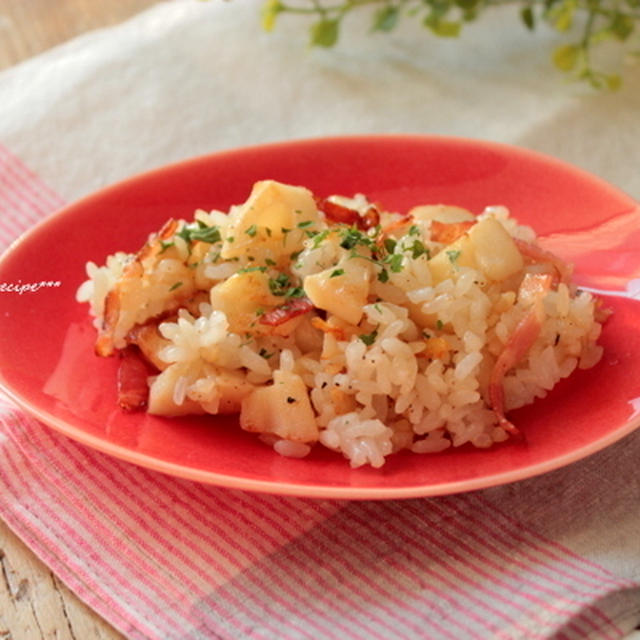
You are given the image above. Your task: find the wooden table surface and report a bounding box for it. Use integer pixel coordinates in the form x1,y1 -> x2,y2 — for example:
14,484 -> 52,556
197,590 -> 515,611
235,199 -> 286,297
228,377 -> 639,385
0,4 -> 160,637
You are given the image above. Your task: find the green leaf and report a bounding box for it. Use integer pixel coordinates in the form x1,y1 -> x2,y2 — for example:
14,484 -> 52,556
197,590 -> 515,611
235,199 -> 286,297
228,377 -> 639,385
590,26 -> 617,45
610,13 -> 634,41
605,73 -> 622,90
455,0 -> 479,11
261,0 -> 283,32
585,70 -> 622,90
429,19 -> 461,37
454,0 -> 480,19
552,43 -> 580,71
424,5 -> 461,38
372,6 -> 400,32
461,8 -> 479,22
310,19 -> 340,47
548,0 -> 577,32
520,6 -> 535,30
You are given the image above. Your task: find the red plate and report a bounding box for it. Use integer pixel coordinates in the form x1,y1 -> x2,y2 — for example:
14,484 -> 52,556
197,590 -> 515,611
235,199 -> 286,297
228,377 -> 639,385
1,135 -> 639,499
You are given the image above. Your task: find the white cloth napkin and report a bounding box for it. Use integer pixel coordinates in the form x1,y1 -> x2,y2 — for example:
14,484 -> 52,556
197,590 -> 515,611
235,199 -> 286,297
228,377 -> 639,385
2,0 -> 639,202
1,2 -> 639,638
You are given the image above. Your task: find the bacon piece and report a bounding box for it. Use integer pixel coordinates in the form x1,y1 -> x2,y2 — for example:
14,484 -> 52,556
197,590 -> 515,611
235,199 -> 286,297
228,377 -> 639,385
136,218 -> 179,262
96,218 -> 181,357
127,320 -> 171,371
259,297 -> 315,327
316,198 -> 380,230
517,272 -> 554,306
379,215 -> 412,238
117,346 -> 154,411
360,206 -> 380,230
488,274 -> 552,435
514,238 -> 572,286
430,220 -> 475,244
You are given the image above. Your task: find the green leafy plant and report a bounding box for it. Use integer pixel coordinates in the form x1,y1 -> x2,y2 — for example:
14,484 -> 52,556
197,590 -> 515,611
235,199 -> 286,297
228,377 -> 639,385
260,0 -> 639,88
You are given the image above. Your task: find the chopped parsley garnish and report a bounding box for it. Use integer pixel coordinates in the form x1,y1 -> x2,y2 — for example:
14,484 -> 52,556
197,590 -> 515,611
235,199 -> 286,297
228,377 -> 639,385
387,253 -> 404,273
267,272 -> 305,298
285,286 -> 305,299
268,273 -> 291,296
281,227 -> 293,245
310,229 -> 330,248
177,221 -> 222,245
339,226 -> 374,251
446,249 -> 461,264
408,224 -> 421,236
237,265 -> 268,274
240,334 -> 254,347
245,224 -> 258,237
297,220 -> 313,228
265,257 -> 276,266
330,268 -> 345,278
359,329 -> 378,346
339,228 -> 361,250
383,237 -> 397,254
169,281 -> 183,291
259,348 -> 274,359
436,319 -> 444,330
377,268 -> 389,283
409,239 -> 430,260
159,240 -> 174,254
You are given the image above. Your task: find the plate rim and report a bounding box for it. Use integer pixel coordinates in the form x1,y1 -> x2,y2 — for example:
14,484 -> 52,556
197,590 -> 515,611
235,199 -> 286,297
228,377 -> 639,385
5,133 -> 638,240
2,379 -> 640,499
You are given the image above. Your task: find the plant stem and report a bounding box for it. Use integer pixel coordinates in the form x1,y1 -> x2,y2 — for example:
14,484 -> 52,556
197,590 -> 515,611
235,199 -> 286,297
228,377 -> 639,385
279,0 -> 640,19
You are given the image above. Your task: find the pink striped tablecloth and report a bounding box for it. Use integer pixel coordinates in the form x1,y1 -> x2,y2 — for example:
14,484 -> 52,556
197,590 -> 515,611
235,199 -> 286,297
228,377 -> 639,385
1,144 -> 640,639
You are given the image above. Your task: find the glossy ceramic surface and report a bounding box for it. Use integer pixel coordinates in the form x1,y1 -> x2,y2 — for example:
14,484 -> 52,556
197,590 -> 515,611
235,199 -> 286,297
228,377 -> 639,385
1,136 -> 639,499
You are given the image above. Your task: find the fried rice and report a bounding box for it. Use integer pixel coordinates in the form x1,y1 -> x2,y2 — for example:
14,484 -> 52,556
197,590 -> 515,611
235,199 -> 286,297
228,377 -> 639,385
76,180 -> 605,468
